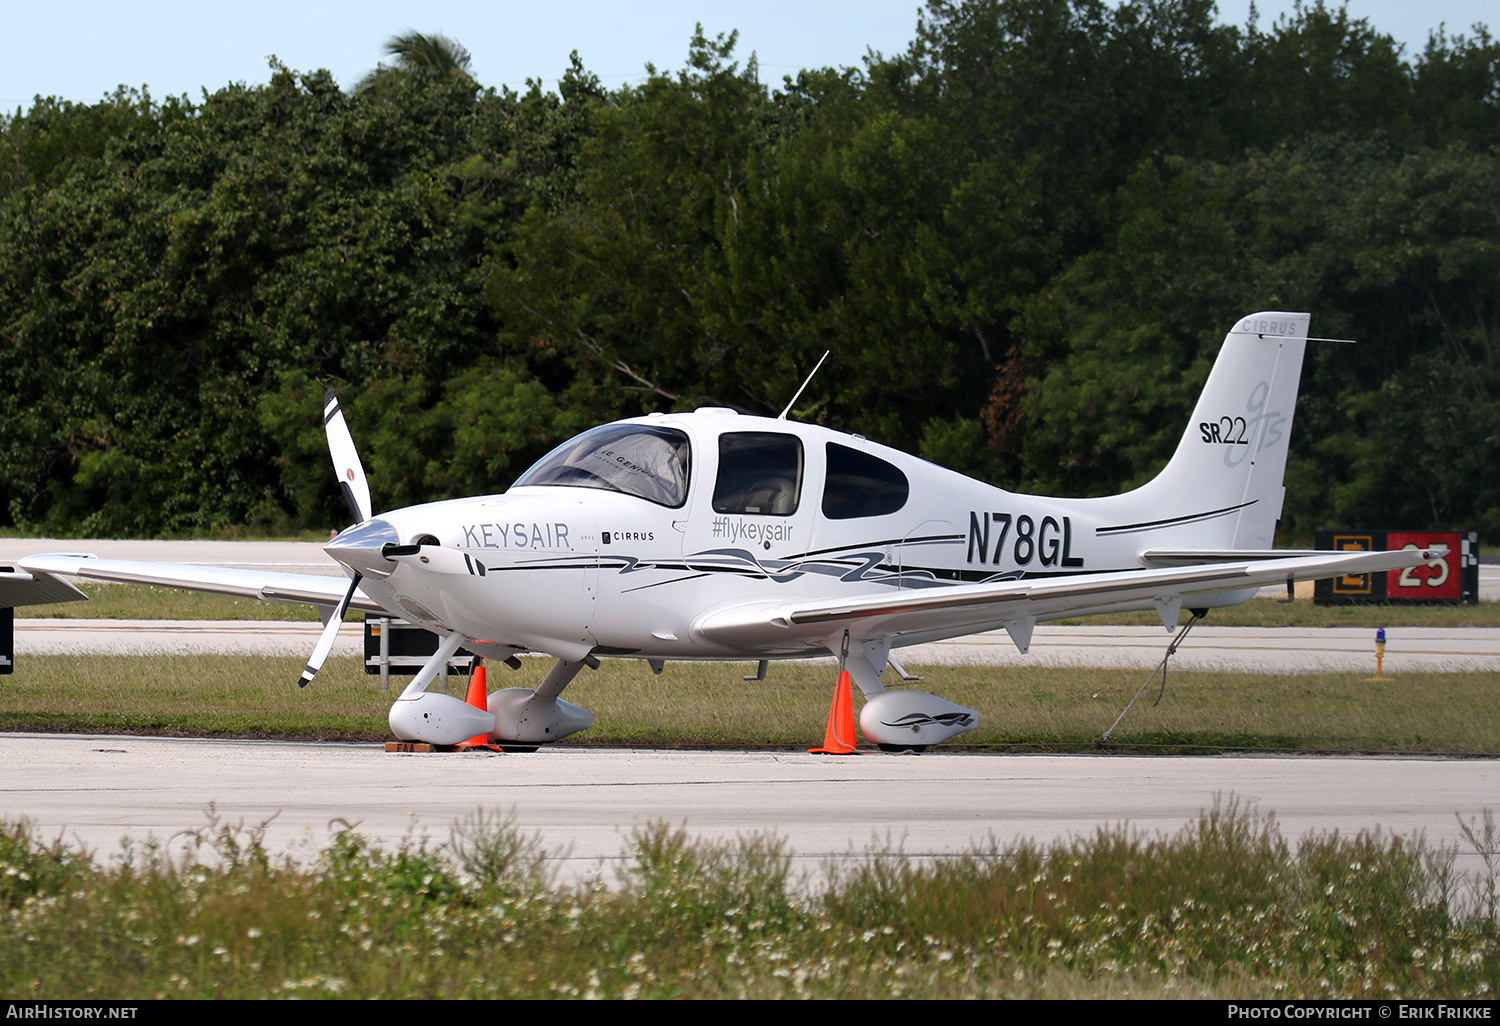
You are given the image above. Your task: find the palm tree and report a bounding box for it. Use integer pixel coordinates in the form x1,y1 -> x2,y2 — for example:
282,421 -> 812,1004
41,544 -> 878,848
356,31 -> 475,94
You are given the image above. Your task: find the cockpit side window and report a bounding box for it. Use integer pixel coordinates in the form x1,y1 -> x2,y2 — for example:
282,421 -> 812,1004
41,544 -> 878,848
822,442 -> 909,519
512,424 -> 691,508
712,432 -> 804,516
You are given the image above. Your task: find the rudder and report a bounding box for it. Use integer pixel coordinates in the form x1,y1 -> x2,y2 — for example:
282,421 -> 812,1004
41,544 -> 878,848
1131,312 -> 1309,550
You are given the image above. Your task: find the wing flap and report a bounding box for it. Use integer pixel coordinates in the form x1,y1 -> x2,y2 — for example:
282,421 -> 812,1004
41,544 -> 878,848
18,554 -> 386,614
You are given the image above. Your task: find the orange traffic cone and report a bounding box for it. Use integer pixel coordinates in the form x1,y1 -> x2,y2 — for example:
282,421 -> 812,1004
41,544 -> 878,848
456,658 -> 499,751
808,669 -> 858,755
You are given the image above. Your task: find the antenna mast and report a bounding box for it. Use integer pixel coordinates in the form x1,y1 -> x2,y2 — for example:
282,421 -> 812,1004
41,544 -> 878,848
778,351 -> 830,420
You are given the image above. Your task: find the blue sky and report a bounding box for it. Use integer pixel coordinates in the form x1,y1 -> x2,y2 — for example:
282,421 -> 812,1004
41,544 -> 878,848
4,1 -> 1494,112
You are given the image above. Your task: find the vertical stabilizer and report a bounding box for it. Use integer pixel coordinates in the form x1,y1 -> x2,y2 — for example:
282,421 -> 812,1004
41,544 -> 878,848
1131,312 -> 1309,550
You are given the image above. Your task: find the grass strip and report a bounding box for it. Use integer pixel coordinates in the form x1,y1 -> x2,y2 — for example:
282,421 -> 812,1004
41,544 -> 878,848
0,800 -> 1495,998
1,655 -> 1497,753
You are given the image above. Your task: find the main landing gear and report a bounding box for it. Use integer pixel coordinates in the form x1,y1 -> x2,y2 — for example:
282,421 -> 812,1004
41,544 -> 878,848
810,632 -> 980,754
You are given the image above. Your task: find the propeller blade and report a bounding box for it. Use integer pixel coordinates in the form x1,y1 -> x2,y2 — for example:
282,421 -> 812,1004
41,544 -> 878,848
298,572 -> 362,688
324,390 -> 372,524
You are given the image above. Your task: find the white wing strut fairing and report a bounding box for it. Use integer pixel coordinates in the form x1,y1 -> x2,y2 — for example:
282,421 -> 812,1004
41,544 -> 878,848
6,311 -> 1444,751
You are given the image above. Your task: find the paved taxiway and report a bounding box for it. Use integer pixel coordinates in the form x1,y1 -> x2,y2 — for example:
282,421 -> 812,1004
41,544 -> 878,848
2,734 -> 1495,882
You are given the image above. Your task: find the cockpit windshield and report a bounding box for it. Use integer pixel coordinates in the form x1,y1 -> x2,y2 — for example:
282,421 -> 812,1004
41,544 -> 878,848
512,423 -> 692,508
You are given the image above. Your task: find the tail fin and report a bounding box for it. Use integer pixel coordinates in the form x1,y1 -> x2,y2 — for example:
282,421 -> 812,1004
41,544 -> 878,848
1128,312 -> 1309,550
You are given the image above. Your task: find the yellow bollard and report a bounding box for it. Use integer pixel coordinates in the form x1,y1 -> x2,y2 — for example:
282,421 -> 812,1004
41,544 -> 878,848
1366,627 -> 1387,681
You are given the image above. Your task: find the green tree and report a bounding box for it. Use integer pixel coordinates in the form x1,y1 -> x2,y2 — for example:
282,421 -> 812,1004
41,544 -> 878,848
1007,140 -> 1500,539
0,88 -> 163,199
356,31 -> 476,96
0,51 -> 589,533
486,27 -> 771,419
6,6 -> 1500,541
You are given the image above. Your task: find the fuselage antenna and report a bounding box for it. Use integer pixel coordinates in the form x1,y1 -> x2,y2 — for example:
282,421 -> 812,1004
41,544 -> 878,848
778,350 -> 830,421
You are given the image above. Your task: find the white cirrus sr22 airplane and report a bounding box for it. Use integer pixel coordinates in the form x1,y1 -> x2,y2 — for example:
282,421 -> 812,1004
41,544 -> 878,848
9,312 -> 1440,751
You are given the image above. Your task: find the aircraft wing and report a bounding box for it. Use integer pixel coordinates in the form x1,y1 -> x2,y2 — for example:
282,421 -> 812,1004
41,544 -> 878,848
14,553 -> 386,614
693,547 -> 1440,650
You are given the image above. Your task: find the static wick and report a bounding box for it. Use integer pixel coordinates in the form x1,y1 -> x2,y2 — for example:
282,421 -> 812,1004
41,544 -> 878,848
1240,332 -> 1358,344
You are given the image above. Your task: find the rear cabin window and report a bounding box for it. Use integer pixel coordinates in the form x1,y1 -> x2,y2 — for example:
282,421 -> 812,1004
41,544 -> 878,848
712,432 -> 804,516
822,442 -> 909,519
512,423 -> 691,508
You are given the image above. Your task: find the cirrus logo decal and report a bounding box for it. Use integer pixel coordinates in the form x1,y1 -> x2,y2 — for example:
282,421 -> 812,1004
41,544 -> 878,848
602,531 -> 654,545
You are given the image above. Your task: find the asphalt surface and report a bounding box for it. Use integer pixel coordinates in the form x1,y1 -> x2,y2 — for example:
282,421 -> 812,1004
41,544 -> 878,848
2,733 -> 1495,883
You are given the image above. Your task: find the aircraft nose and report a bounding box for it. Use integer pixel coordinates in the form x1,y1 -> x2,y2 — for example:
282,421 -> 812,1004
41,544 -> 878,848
324,518 -> 400,578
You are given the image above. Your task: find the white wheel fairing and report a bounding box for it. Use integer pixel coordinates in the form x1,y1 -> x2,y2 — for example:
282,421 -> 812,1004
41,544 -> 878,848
388,691 -> 497,746
488,687 -> 594,744
859,690 -> 979,747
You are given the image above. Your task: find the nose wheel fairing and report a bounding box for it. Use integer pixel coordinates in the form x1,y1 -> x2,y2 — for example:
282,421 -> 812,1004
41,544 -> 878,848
389,690 -> 498,746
